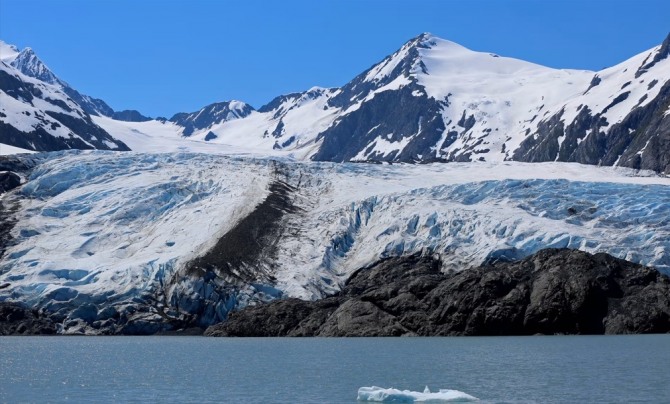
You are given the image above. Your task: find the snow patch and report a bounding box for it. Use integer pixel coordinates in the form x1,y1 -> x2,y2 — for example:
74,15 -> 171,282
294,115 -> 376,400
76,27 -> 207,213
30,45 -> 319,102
0,143 -> 35,155
352,135 -> 412,161
0,40 -> 20,64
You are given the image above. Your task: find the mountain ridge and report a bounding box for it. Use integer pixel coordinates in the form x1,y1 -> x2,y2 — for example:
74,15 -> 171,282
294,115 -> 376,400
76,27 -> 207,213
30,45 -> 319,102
1,34 -> 669,172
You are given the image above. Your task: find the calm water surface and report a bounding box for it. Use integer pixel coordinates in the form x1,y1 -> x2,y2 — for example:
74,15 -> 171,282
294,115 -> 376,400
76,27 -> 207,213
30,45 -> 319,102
1,335 -> 669,403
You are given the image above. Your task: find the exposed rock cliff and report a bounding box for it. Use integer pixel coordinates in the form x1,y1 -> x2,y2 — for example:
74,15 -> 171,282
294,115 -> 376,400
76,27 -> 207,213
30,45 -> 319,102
206,249 -> 670,336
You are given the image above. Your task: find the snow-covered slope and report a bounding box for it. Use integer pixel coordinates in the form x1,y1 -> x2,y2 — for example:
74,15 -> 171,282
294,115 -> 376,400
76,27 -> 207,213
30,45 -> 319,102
0,143 -> 35,155
0,39 -> 150,150
0,59 -> 130,151
133,87 -> 341,159
91,115 -> 293,157
1,151 -> 668,334
312,32 -> 670,173
514,34 -> 670,173
1,40 -> 116,118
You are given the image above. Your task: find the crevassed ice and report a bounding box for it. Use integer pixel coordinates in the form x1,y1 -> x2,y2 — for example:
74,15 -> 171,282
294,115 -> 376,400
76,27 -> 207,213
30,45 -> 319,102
1,152 -> 669,329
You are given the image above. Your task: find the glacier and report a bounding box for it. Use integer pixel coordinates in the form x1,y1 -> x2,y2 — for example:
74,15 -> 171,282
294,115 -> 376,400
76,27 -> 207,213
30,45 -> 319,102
0,151 -> 669,334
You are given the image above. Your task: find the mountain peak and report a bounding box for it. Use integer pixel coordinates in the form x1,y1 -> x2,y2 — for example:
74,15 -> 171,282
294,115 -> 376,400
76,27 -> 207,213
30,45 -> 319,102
169,100 -> 255,136
659,31 -> 670,58
634,31 -> 670,78
10,46 -> 60,85
414,32 -> 434,42
407,32 -> 470,53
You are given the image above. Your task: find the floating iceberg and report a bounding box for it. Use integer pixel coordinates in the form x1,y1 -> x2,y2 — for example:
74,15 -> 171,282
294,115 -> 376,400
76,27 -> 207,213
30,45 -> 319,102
357,386 -> 478,402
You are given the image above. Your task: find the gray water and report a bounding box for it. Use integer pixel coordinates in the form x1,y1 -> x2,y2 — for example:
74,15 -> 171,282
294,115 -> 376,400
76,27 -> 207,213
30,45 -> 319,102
1,335 -> 669,403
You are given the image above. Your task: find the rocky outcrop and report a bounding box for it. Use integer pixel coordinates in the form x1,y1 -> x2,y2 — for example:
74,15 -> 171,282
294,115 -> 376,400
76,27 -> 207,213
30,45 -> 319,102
514,80 -> 670,174
170,101 -> 254,136
0,154 -> 39,259
0,301 -> 57,335
111,109 -> 151,122
313,83 -> 447,163
205,249 -> 670,336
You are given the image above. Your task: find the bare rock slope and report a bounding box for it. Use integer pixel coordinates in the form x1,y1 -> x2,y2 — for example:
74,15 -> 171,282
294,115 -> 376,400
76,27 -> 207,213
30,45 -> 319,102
206,249 -> 670,336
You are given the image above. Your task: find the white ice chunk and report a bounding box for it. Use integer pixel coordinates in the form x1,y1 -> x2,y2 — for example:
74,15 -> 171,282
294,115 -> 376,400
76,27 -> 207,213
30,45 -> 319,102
357,386 -> 479,402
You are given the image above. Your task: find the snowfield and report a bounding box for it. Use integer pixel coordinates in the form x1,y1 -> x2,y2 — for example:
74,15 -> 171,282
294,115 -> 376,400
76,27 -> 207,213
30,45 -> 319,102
0,143 -> 35,155
0,151 -> 668,333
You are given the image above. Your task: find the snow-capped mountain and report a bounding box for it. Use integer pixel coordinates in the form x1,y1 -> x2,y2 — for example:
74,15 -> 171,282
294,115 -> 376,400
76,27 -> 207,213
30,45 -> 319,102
5,45 -> 61,85
0,58 -> 130,151
313,32 -> 670,173
2,41 -> 152,123
2,41 -> 109,118
0,40 -> 153,152
0,151 -> 668,334
312,32 -> 560,163
100,32 -> 670,172
2,34 -> 669,172
169,100 -> 255,137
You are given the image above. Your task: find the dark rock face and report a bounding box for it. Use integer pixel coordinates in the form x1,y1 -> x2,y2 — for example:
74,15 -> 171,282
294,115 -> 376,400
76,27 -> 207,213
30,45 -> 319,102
0,172 -> 21,194
0,301 -> 57,335
111,109 -> 151,122
61,86 -> 115,117
313,84 -> 447,163
206,249 -> 670,337
310,34 -> 449,163
514,80 -> 670,174
258,92 -> 304,114
636,32 -> 670,78
0,154 -> 39,259
170,101 -> 255,136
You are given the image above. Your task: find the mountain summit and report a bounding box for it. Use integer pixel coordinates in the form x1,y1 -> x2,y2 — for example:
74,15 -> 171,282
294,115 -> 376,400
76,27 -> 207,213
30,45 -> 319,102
9,47 -> 61,84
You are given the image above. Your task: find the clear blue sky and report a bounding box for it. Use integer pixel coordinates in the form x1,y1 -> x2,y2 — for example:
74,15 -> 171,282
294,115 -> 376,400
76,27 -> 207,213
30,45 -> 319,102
1,0 -> 668,118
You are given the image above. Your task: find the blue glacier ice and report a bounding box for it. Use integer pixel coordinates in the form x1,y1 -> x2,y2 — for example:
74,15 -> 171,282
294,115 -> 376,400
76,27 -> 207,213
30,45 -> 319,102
0,152 -> 668,333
